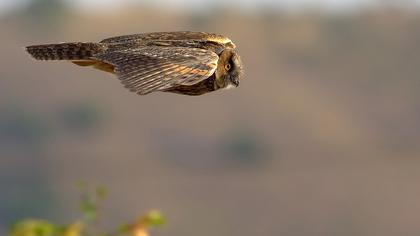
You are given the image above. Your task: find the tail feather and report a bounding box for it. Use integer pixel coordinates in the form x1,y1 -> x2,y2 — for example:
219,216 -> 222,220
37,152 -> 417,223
25,42 -> 106,60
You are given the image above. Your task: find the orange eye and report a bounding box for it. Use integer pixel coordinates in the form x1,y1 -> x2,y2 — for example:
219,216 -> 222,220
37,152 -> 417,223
225,63 -> 231,71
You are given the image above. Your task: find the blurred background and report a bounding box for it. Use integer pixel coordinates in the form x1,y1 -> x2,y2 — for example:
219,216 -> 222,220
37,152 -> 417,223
2,0 -> 420,235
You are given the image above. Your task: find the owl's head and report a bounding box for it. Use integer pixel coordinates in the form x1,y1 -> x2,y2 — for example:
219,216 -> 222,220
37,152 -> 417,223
215,49 -> 243,89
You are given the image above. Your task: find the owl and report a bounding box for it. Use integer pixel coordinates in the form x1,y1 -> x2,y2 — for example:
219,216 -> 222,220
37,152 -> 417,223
25,31 -> 243,96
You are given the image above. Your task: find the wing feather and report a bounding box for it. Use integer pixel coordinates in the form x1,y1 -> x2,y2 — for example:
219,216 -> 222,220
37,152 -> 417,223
100,31 -> 225,44
93,47 -> 218,95
121,60 -> 190,82
129,65 -> 183,90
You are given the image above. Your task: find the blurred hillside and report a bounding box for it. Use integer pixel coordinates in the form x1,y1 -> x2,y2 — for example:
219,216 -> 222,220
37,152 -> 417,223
1,1 -> 420,236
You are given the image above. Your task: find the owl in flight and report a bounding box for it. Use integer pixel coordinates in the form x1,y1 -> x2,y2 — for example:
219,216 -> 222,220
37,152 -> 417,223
26,31 -> 243,96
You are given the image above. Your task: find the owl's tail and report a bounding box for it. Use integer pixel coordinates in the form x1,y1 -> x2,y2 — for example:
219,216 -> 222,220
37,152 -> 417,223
25,42 -> 106,60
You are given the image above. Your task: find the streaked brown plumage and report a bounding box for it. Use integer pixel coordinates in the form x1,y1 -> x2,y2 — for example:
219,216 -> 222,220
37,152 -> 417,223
25,31 -> 243,96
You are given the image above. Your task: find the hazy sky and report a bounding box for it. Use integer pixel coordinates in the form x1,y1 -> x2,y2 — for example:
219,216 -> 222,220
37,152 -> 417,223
1,0 -> 419,14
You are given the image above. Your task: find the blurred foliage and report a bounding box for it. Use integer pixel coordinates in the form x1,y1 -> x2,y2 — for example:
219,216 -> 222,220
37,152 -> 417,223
10,220 -> 56,236
0,102 -> 104,225
0,106 -> 51,147
222,130 -> 268,166
19,0 -> 69,29
9,186 -> 165,236
58,103 -> 104,134
77,183 -> 107,224
0,101 -> 104,146
0,185 -> 57,226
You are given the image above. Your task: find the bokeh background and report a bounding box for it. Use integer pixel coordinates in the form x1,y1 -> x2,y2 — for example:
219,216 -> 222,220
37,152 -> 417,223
2,0 -> 420,235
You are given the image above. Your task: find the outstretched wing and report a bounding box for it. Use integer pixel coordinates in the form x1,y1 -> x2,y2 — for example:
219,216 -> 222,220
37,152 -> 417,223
100,31 -> 210,43
93,47 -> 218,95
100,31 -> 236,49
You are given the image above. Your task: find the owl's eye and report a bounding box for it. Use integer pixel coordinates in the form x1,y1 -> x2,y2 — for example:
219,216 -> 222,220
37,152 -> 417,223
224,63 -> 231,71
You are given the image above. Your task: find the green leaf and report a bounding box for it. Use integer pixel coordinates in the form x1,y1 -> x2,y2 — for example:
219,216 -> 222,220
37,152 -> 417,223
10,219 -> 56,236
80,200 -> 97,222
95,186 -> 107,199
144,211 -> 166,227
117,224 -> 131,234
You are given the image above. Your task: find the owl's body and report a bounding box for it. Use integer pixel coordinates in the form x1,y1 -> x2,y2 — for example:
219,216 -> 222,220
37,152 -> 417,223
26,31 -> 243,96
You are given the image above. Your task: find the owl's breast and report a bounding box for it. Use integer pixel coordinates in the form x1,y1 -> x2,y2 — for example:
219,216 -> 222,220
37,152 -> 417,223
163,75 -> 216,96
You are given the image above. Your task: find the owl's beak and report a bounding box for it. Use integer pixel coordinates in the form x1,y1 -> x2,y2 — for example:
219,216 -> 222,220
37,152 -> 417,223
230,77 -> 239,87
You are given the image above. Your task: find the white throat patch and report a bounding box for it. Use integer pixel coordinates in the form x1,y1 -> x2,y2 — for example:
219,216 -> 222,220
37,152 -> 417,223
225,84 -> 236,90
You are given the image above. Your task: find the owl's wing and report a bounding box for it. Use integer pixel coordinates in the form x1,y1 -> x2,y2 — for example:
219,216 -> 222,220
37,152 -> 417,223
93,47 -> 218,95
100,31 -> 235,49
101,32 -> 207,43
